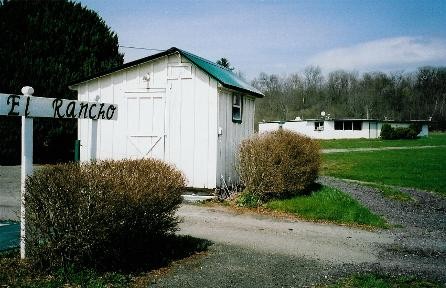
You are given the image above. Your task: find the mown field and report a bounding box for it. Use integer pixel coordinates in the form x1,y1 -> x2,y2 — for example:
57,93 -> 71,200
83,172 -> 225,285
321,133 -> 446,195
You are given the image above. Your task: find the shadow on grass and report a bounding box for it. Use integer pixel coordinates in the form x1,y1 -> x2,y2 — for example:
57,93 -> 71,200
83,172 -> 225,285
275,182 -> 323,199
138,234 -> 213,272
0,236 -> 213,287
86,234 -> 214,273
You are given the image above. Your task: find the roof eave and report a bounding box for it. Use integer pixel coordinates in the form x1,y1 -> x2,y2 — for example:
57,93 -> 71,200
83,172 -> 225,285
220,83 -> 264,98
68,47 -> 179,87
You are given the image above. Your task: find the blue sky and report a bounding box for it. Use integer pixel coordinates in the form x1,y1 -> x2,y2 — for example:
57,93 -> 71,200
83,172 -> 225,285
78,0 -> 446,80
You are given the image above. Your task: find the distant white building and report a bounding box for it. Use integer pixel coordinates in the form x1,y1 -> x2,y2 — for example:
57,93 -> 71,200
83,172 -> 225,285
259,118 -> 429,139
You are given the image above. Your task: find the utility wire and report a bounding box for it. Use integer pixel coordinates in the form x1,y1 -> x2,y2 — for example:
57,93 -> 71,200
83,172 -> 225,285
119,45 -> 165,52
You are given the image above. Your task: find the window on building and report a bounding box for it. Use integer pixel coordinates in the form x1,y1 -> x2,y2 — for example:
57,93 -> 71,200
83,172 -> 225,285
344,121 -> 353,130
232,94 -> 242,123
353,121 -> 362,130
334,120 -> 362,131
314,121 -> 324,131
334,121 -> 343,130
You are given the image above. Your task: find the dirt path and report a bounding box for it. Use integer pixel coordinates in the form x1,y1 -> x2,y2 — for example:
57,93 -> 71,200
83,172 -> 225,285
322,145 -> 446,153
150,204 -> 391,287
177,205 -> 391,264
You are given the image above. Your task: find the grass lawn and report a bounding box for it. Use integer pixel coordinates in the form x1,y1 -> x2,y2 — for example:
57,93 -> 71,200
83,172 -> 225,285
322,147 -> 446,196
265,185 -> 388,228
324,273 -> 441,288
319,132 -> 446,149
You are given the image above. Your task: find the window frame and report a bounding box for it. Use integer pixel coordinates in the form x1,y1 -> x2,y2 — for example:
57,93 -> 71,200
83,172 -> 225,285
334,121 -> 343,130
344,121 -> 353,130
232,93 -> 243,123
353,121 -> 362,130
314,121 -> 324,131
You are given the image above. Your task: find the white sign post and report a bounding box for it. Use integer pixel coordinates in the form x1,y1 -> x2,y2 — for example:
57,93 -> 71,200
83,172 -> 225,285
20,87 -> 34,259
0,87 -> 118,259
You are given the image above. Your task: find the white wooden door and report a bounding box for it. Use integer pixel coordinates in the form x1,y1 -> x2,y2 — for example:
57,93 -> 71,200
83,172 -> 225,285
125,89 -> 166,160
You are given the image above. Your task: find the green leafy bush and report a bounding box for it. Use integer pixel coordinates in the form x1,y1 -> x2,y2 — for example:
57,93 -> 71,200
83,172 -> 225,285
381,123 -> 422,139
238,130 -> 320,201
235,191 -> 262,208
380,123 -> 394,139
24,159 -> 185,270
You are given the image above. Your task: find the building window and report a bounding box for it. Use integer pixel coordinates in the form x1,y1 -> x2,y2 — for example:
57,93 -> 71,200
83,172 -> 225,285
334,120 -> 363,130
314,121 -> 324,131
344,121 -> 353,130
232,94 -> 242,123
334,121 -> 343,130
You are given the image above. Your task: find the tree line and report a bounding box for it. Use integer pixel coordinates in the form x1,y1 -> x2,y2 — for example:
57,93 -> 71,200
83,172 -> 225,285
252,66 -> 446,129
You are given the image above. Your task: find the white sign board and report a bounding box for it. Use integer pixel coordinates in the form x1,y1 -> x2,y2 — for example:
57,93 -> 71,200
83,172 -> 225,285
0,93 -> 118,120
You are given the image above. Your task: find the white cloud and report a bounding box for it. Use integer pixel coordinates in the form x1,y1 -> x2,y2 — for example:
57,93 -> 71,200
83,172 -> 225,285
307,37 -> 446,72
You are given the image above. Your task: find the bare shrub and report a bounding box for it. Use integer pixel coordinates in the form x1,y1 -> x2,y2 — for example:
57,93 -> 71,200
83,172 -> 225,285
25,159 -> 185,270
238,130 -> 320,200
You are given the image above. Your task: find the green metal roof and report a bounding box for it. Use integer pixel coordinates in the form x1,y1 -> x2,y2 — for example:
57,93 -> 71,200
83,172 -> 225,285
69,47 -> 264,98
178,48 -> 264,98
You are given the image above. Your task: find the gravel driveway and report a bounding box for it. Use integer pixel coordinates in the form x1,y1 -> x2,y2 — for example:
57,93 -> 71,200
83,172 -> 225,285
177,205 -> 391,264
150,178 -> 446,287
318,176 -> 446,251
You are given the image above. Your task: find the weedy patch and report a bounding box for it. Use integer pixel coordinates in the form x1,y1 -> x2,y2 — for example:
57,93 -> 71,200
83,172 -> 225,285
322,273 -> 442,288
365,183 -> 414,202
265,185 -> 388,229
217,184 -> 388,229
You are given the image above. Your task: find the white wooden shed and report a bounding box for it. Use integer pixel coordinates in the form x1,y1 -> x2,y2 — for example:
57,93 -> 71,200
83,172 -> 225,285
69,47 -> 264,189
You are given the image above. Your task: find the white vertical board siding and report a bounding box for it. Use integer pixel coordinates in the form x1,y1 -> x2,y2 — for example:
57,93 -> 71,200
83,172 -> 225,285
217,89 -> 255,186
87,80 -> 99,157
98,76 -> 113,158
76,53 -> 220,188
179,72 -> 195,183
77,56 -> 169,161
166,56 -> 218,188
112,73 -> 125,159
207,79 -> 219,188
194,69 -> 213,187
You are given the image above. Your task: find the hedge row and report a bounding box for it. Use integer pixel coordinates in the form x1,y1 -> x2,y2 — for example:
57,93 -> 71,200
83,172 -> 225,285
380,123 -> 422,140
